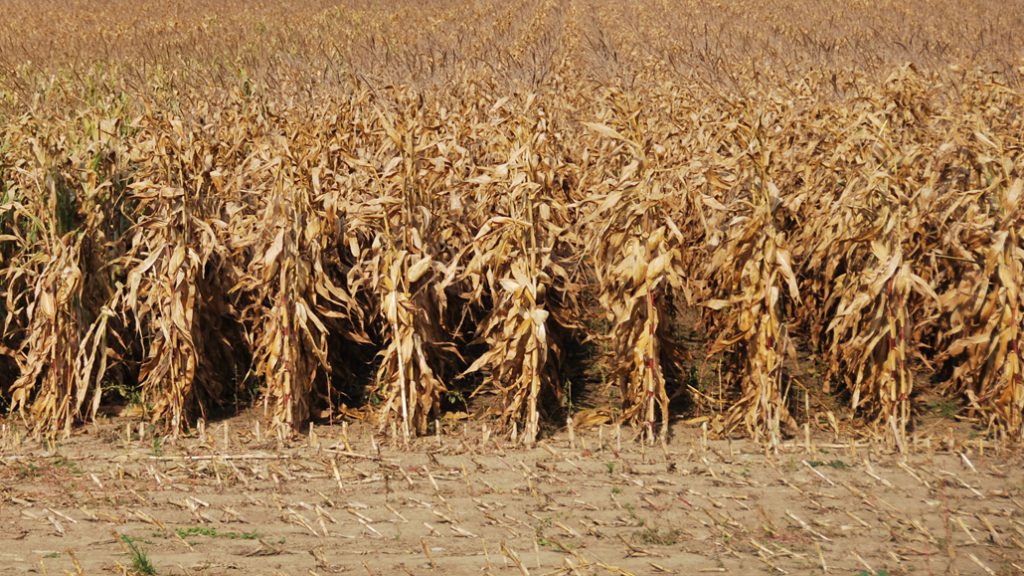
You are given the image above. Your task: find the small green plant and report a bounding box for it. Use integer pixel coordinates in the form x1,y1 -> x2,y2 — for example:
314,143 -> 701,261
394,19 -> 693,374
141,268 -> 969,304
15,463 -> 42,480
622,503 -> 645,526
175,527 -> 259,540
605,462 -> 615,474
533,518 -> 555,548
611,486 -> 622,494
928,399 -> 959,419
52,456 -> 81,475
176,527 -> 217,538
636,527 -> 683,546
808,459 -> 849,470
855,570 -> 889,576
107,380 -> 144,408
443,389 -> 469,413
121,535 -> 156,576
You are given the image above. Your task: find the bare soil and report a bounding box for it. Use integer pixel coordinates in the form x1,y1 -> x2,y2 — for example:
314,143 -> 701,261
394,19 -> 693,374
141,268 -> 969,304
1,416 -> 1022,575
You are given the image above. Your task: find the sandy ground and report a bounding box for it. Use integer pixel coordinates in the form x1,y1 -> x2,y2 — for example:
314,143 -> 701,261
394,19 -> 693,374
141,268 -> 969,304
1,417 -> 1023,576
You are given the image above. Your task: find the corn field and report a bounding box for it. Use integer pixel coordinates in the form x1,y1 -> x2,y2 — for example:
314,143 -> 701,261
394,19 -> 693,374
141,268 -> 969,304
1,0 -> 1023,448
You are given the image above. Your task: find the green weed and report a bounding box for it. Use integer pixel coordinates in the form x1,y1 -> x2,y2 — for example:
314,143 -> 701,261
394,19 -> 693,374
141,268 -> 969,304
120,535 -> 156,576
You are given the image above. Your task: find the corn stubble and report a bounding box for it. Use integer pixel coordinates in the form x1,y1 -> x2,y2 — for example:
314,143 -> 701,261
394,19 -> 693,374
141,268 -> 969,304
1,0 -> 1023,447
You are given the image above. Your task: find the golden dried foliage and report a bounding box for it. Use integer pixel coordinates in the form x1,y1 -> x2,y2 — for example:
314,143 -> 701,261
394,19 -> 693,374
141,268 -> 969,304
2,0 -> 1024,445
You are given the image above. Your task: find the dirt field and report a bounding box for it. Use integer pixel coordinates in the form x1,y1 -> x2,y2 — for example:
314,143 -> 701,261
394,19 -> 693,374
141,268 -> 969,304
2,417 -> 1022,576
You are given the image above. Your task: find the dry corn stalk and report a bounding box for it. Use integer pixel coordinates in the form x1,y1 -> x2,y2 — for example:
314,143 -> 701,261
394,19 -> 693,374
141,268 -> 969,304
118,113 -> 240,434
940,180 -> 1024,439
461,116 -> 579,445
581,110 -> 689,445
8,233 -> 88,435
1,147 -> 116,436
827,233 -> 936,441
234,169 -> 332,431
590,188 -> 686,444
705,195 -> 800,446
122,184 -> 214,432
701,117 -> 801,446
464,257 -> 552,445
367,104 -> 454,440
373,247 -> 448,438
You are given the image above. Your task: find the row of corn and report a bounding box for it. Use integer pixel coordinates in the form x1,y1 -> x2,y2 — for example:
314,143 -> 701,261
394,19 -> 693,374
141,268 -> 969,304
1,0 -> 1022,446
